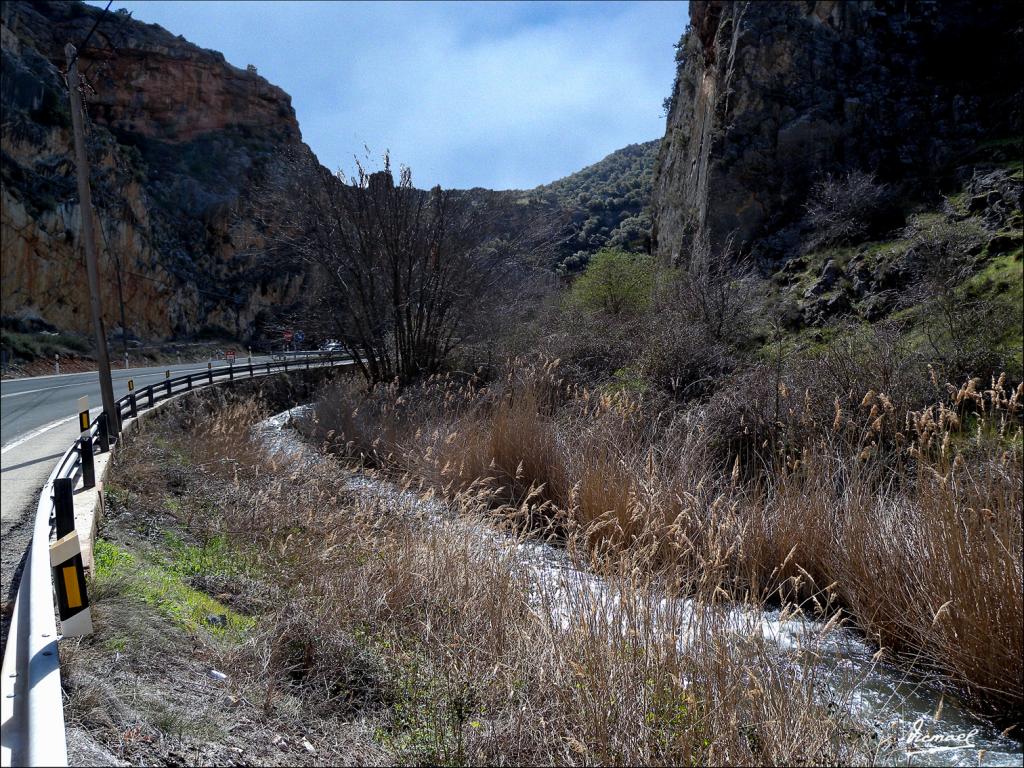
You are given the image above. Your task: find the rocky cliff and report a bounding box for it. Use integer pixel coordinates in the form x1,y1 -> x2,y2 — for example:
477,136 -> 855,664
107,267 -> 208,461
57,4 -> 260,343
652,0 -> 1024,266
1,0 -> 314,341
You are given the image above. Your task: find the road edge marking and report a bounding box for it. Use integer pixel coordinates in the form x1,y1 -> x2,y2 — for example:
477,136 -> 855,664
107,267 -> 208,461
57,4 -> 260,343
0,414 -> 79,455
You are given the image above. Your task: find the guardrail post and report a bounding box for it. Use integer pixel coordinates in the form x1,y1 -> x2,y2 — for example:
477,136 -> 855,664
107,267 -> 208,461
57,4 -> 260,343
130,392 -> 138,418
249,358 -> 254,377
96,413 -> 110,453
187,374 -> 193,391
208,361 -> 213,384
165,370 -> 171,396
306,354 -> 310,370
54,477 -> 76,537
229,363 -> 234,381
266,362 -> 271,375
79,436 -> 96,489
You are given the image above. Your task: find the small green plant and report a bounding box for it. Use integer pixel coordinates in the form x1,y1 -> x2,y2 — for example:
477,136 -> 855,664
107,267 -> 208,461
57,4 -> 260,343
91,538 -> 253,642
645,679 -> 706,760
610,365 -> 648,395
162,531 -> 250,580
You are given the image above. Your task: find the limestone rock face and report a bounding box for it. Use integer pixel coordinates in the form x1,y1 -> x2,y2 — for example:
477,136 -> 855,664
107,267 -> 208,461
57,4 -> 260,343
1,0 -> 314,340
652,0 -> 1024,266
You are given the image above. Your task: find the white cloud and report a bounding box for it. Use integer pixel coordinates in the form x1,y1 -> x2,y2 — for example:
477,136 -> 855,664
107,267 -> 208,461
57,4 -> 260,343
87,1 -> 687,189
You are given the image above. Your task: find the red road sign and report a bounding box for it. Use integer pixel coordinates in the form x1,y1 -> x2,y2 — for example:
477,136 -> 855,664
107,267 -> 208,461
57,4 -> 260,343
283,330 -> 293,341
226,348 -> 236,363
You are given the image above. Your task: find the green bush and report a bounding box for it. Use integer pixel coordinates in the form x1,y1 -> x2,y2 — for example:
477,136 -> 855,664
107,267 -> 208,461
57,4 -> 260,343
567,248 -> 655,315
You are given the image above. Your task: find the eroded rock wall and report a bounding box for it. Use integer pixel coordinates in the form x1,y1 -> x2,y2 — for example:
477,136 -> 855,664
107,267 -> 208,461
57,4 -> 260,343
1,0 -> 314,340
652,0 -> 1024,266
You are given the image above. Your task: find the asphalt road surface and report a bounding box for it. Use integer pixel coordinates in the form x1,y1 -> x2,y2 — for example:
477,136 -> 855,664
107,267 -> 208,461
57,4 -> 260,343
1,358 -> 278,448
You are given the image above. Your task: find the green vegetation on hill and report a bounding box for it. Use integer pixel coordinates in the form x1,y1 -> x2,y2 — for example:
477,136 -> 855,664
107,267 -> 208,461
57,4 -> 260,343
527,140 -> 659,272
301,143 -> 1024,728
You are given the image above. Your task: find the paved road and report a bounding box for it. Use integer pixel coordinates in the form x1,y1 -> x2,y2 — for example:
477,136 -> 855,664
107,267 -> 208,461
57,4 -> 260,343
1,358 -> 276,449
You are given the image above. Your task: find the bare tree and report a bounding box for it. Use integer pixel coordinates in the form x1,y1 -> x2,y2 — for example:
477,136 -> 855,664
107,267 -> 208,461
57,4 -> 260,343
672,231 -> 758,345
908,217 -> 1011,378
272,152 -> 539,384
804,170 -> 891,251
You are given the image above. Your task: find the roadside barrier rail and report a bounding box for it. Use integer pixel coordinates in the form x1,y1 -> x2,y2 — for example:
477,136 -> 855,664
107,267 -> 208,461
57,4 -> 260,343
1,353 -> 352,767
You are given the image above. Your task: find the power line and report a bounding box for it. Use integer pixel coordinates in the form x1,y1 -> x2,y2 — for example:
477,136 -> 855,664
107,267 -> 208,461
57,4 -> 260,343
93,217 -> 261,303
55,3 -> 278,338
82,5 -> 136,76
67,0 -> 113,69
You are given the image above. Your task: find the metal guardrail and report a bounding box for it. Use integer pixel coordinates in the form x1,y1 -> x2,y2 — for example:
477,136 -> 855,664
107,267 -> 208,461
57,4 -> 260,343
0,353 -> 352,767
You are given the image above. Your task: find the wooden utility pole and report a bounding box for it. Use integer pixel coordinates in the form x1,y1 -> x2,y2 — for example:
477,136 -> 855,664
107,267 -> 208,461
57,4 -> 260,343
65,43 -> 119,434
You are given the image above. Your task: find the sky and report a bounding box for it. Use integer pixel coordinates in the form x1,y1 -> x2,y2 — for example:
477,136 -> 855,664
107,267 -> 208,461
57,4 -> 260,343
84,0 -> 687,190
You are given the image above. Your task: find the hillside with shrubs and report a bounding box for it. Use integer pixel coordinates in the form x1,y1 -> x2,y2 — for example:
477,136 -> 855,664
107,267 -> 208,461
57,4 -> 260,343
525,140 -> 658,272
283,2 -> 1023,746
285,125 -> 1022,739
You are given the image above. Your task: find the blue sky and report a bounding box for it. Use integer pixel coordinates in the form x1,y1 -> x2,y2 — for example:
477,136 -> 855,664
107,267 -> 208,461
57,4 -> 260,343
85,0 -> 687,190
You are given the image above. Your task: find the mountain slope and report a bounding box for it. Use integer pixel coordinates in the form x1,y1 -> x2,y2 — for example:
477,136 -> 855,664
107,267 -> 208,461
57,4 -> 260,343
1,0 -> 315,342
523,140 -> 659,272
0,0 -> 663,348
652,0 -> 1024,265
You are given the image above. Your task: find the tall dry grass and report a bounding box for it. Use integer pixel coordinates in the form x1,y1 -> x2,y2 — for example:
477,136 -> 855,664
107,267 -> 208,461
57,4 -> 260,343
309,361 -> 1024,724
110,393 -> 875,766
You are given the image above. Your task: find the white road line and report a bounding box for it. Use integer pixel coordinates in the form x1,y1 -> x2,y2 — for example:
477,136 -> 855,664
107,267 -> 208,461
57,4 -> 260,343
1,358 -> 314,454
1,406 -> 105,455
1,382 -> 85,399
0,360 -> 227,384
0,364 -> 236,399
0,414 -> 78,455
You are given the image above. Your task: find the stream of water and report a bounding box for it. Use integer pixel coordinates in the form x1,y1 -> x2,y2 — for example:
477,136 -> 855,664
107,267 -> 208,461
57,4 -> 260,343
256,407 -> 1022,767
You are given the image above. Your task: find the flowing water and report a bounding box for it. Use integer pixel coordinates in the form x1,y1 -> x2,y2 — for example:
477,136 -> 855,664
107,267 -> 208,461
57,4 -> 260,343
257,407 -> 1022,766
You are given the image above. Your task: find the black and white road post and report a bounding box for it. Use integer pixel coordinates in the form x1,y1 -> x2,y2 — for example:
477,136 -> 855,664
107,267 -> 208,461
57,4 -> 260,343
50,531 -> 92,636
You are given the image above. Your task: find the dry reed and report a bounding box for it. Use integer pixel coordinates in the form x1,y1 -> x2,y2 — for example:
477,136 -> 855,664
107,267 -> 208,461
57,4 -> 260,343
309,361 -> 1024,724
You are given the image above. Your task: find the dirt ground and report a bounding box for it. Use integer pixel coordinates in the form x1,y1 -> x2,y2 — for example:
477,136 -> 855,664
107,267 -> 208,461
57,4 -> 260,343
0,513 -> 31,661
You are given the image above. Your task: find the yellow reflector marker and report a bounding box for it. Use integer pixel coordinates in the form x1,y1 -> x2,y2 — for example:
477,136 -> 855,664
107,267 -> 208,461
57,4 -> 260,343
63,566 -> 82,608
50,530 -> 93,635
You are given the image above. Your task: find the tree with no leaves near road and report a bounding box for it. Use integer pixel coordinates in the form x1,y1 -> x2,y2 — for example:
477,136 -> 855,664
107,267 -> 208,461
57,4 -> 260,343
272,152 -> 517,385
